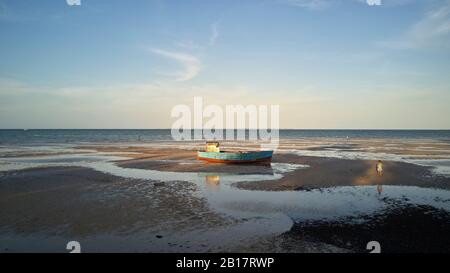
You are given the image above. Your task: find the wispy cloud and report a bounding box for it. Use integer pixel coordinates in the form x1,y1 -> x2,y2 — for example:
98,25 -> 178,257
209,21 -> 220,46
152,20 -> 219,82
150,48 -> 202,81
378,0 -> 450,49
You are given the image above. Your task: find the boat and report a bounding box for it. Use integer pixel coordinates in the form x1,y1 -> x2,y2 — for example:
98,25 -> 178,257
197,142 -> 273,164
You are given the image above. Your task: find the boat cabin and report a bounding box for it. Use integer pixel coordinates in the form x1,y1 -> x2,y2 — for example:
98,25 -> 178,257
205,142 -> 220,153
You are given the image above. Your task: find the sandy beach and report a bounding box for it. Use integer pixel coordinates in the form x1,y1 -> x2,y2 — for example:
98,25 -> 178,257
1,138 -> 450,253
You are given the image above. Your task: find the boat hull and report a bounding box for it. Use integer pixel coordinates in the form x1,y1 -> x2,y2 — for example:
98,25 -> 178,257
197,150 -> 273,164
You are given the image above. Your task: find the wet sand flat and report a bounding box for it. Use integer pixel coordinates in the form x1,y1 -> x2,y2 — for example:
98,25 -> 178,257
0,165 -> 349,253
237,154 -> 450,191
286,204 -> 450,253
0,167 -> 236,252
94,146 -> 450,191
1,142 -> 450,253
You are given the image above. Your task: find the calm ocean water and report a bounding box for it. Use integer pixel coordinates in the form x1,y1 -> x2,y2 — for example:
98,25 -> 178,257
0,129 -> 449,145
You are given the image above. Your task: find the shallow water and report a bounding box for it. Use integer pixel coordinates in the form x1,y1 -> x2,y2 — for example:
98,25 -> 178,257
1,149 -> 450,246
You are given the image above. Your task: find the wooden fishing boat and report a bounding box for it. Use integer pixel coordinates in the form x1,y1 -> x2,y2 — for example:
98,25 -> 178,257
197,142 -> 273,164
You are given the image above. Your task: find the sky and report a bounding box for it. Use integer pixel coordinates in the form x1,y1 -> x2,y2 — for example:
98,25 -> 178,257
0,0 -> 449,129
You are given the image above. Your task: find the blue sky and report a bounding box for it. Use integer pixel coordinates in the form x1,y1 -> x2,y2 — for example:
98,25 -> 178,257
0,0 -> 449,129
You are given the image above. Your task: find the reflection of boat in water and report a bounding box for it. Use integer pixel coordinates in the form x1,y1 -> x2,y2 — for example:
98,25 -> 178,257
196,173 -> 222,190
197,142 -> 273,164
205,175 -> 221,191
205,175 -> 220,184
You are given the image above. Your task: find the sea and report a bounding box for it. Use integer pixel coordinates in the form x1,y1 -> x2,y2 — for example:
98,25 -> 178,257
0,129 -> 449,145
